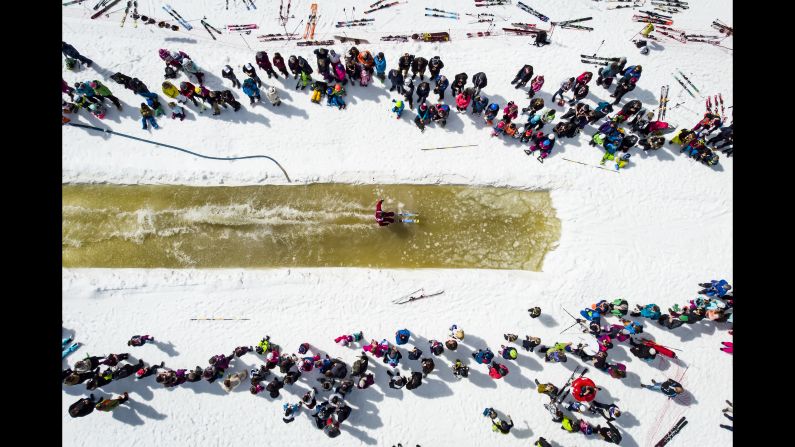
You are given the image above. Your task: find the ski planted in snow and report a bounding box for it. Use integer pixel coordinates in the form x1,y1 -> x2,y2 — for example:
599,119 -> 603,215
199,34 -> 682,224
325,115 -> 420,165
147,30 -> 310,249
717,93 -> 726,121
120,0 -> 132,27
303,3 -> 318,40
655,417 -> 688,447
517,2 -> 549,22
90,0 -> 121,19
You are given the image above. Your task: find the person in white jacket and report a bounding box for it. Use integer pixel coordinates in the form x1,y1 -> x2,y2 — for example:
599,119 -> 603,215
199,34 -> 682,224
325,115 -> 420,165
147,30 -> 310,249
265,86 -> 281,106
221,370 -> 248,392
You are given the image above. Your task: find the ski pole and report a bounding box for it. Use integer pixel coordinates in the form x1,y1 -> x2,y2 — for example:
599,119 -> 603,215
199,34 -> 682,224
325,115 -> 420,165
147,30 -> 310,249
560,320 -> 582,334
592,39 -> 605,56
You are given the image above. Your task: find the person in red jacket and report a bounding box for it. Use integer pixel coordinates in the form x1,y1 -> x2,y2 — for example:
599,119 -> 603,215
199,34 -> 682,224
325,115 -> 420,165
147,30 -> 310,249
375,199 -> 395,226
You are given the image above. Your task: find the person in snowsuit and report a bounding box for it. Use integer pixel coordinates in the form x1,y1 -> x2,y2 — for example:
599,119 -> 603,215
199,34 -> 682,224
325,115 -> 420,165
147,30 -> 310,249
451,73 -> 468,96
456,91 -> 472,113
313,48 -> 331,78
398,53 -> 414,78
139,103 -> 159,130
551,77 -> 575,104
433,75 -> 450,101
267,53 -> 288,78
256,52 -> 279,79
265,86 -> 281,106
94,392 -> 129,412
62,41 -> 93,67
388,69 -> 405,94
528,306 -> 542,318
641,378 -> 683,398
499,345 -> 518,360
265,376 -> 284,398
492,414 -> 514,434
529,133 -> 556,162
383,346 -> 403,368
90,80 -> 122,110
375,199 -> 395,226
512,65 -> 534,88
63,369 -> 95,386
484,103 -> 500,124
390,99 -> 405,119
221,370 -> 248,392
472,72 -> 488,96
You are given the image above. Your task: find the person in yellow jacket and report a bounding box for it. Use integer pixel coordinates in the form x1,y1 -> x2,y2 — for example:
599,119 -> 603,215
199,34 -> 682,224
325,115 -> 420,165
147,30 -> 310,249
161,81 -> 187,104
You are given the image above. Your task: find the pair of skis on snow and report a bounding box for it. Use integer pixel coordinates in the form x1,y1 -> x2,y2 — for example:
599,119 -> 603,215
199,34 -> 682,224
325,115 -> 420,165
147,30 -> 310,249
393,288 -> 444,304
62,337 -> 81,359
655,416 -> 688,446
426,7 -> 459,20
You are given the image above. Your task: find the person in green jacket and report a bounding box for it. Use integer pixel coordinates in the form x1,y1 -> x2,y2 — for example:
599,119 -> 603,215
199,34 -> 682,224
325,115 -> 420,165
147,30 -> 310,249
90,80 -> 122,111
95,392 -> 129,412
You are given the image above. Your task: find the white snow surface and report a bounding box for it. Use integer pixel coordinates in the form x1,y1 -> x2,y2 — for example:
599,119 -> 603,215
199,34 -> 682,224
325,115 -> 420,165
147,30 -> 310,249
62,1 -> 732,446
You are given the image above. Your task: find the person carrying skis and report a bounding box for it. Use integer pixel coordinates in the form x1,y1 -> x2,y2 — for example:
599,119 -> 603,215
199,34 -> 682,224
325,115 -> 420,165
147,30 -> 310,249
375,199 -> 395,226
641,378 -> 684,398
512,64 -> 534,89
95,392 -> 129,412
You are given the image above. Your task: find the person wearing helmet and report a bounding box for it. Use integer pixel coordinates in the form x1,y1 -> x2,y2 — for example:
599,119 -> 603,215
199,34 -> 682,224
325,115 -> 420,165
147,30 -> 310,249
484,103 -> 500,124
265,86 -> 281,106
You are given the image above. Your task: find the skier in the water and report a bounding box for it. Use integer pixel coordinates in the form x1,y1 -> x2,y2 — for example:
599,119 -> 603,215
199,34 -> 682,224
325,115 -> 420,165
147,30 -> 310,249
375,199 -> 395,226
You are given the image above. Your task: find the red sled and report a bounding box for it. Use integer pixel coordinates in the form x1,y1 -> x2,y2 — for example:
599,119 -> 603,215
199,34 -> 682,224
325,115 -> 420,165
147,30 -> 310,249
641,339 -> 676,358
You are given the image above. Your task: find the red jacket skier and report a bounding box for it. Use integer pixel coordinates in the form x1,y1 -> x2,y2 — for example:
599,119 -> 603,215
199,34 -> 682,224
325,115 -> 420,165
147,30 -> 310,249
375,199 -> 395,226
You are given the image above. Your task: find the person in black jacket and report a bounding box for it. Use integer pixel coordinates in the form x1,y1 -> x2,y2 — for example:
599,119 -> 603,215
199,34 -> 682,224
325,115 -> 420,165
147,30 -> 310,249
68,394 -> 99,418
287,55 -> 301,78
297,56 -> 313,75
398,53 -> 414,78
221,65 -> 241,88
511,65 -> 534,88
256,51 -> 279,78
472,72 -> 488,96
242,63 -> 262,88
313,48 -> 331,77
415,81 -> 430,105
428,56 -> 444,79
388,69 -> 405,94
62,41 -> 93,67
405,371 -> 423,390
411,56 -> 429,80
611,77 -> 635,105
451,72 -> 468,96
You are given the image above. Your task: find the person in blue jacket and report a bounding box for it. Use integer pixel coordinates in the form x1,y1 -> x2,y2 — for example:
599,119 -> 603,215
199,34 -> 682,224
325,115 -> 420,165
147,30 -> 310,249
580,308 -> 602,324
242,78 -> 261,104
414,102 -> 431,132
374,52 -> 387,81
433,75 -> 450,101
471,95 -> 488,115
698,279 -> 731,297
472,348 -> 494,364
620,65 -> 642,84
631,304 -> 662,320
395,329 -> 410,345
484,103 -> 500,124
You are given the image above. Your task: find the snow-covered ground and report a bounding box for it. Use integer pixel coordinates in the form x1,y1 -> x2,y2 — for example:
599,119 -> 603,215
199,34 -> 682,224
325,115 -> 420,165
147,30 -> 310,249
62,1 -> 732,446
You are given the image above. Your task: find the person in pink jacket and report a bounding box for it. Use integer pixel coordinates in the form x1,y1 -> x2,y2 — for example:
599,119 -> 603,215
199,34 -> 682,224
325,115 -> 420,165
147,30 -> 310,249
502,101 -> 519,123
528,75 -> 545,98
455,92 -> 472,112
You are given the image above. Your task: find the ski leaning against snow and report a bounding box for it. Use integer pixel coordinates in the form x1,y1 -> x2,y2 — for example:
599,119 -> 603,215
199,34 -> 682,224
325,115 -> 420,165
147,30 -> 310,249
672,73 -> 695,98
676,70 -> 700,94
517,2 -> 549,22
120,0 -> 131,27
162,4 -> 192,30
655,416 -> 688,447
90,0 -> 121,19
